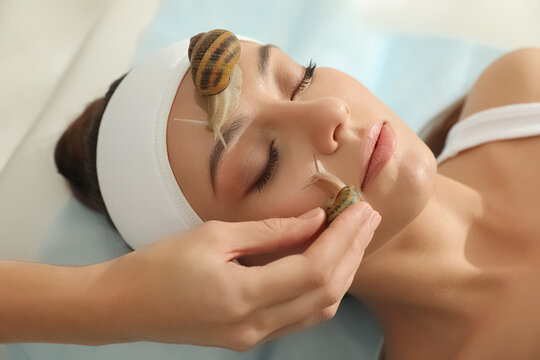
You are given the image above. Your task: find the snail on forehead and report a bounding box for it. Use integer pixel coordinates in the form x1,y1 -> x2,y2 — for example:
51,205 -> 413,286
302,155 -> 366,225
175,29 -> 243,148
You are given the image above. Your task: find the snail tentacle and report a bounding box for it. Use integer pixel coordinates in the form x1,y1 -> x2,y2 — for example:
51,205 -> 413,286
188,29 -> 242,148
173,118 -> 227,148
304,154 -> 365,225
174,118 -> 207,125
213,125 -> 228,149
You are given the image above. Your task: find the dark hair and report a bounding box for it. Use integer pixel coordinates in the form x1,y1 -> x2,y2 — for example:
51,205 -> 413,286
418,95 -> 467,157
54,74 -> 127,228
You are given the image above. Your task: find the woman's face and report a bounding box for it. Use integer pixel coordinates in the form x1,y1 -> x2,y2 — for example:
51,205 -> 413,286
167,40 -> 437,258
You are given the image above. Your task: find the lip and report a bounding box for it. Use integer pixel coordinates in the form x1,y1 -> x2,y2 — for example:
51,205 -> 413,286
361,121 -> 396,190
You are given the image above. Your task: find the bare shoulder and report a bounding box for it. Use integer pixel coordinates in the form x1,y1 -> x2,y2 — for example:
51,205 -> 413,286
438,49 -> 540,208
459,48 -> 540,121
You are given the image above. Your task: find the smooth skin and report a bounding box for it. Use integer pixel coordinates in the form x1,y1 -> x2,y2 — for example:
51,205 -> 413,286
364,49 -> 540,360
168,40 -> 540,359
1,203 -> 381,351
167,40 -> 434,265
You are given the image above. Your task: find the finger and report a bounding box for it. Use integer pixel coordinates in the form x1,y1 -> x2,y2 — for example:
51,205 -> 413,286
247,275 -> 348,345
331,210 -> 381,294
303,202 -> 375,271
247,231 -> 370,343
256,303 -> 337,345
224,208 -> 326,260
238,203 -> 375,309
238,205 -> 377,311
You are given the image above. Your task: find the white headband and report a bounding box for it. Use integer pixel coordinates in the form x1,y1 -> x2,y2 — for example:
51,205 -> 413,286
97,34 -> 259,250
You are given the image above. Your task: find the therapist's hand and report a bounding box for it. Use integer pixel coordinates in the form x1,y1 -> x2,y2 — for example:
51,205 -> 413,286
95,203 -> 381,351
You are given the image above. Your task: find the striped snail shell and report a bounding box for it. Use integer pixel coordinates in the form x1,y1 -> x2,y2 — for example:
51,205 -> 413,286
188,29 -> 241,96
325,185 -> 361,225
305,155 -> 364,225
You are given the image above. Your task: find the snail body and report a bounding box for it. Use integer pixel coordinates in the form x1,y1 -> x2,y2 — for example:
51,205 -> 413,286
303,155 -> 365,225
205,65 -> 242,134
185,29 -> 243,148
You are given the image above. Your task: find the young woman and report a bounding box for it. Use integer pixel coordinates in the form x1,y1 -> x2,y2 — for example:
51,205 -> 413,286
55,31 -> 540,359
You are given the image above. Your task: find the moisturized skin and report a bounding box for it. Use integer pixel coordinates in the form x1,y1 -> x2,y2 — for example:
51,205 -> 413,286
187,29 -> 365,220
167,40 -> 436,260
167,42 -> 540,357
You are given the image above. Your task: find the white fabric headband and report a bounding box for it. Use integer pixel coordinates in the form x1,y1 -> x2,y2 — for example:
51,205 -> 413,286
97,34 -> 259,250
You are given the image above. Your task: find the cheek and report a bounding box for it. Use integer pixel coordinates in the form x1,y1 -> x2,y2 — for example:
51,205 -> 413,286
246,159 -> 335,221
235,181 -> 328,266
372,132 -> 437,236
395,123 -> 438,199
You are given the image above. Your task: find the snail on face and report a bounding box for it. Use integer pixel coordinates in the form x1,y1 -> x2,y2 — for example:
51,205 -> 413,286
175,29 -> 243,148
302,155 -> 366,225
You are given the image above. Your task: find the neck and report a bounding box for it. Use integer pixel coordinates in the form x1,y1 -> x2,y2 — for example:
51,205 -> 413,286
350,173 -> 490,355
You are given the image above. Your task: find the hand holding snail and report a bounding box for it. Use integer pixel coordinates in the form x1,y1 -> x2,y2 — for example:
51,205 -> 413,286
303,155 -> 366,225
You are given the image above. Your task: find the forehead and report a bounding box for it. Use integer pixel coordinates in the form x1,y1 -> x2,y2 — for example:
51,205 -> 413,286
175,39 -> 263,118
165,40 -> 266,210
169,39 -> 265,145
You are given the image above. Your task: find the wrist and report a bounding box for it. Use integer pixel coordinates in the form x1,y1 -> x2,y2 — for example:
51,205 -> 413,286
83,255 -> 155,345
81,260 -> 132,345
87,254 -> 151,344
0,260 -> 128,345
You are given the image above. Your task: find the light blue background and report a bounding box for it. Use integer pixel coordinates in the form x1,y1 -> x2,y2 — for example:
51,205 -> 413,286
5,0 -> 505,359
133,0 -> 505,133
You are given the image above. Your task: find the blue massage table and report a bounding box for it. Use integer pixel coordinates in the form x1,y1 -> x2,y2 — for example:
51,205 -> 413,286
2,0 -> 505,358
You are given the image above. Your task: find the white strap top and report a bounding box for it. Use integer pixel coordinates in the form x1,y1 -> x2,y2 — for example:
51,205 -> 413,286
436,102 -> 540,165
372,102 -> 540,359
378,102 -> 540,360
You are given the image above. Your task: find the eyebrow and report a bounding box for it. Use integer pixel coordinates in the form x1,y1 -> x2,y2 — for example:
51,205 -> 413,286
209,117 -> 245,192
258,44 -> 276,78
208,43 -> 276,194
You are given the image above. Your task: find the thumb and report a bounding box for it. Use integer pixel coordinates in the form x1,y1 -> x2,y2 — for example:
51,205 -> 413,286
227,208 -> 326,259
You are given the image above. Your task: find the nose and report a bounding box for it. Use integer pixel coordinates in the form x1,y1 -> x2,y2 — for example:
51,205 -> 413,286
289,96 -> 350,155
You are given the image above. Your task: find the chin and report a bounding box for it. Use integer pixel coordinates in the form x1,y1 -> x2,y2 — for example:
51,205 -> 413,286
366,136 -> 437,239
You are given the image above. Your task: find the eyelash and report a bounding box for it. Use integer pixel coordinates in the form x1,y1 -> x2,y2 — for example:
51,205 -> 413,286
254,140 -> 279,192
291,59 -> 317,100
253,60 -> 317,192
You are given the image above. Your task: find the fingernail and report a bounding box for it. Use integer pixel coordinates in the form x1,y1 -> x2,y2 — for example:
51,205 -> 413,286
368,212 -> 382,232
298,207 -> 321,219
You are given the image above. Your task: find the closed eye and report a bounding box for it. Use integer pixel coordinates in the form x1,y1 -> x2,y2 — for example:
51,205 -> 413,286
251,60 -> 317,193
291,60 -> 316,100
252,140 -> 279,192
